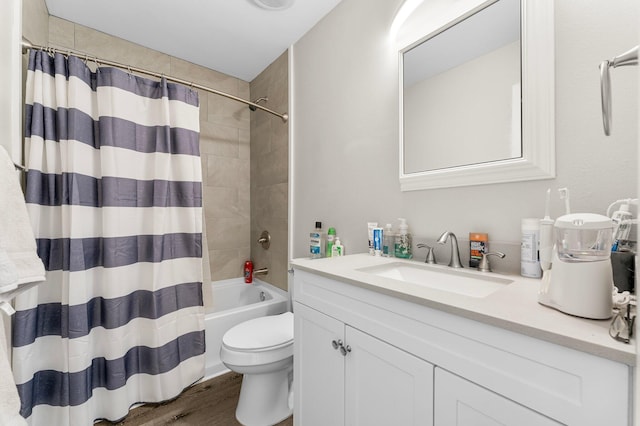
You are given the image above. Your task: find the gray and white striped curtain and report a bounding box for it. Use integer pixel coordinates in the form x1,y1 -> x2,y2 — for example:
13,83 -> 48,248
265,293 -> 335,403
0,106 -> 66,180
13,50 -> 205,425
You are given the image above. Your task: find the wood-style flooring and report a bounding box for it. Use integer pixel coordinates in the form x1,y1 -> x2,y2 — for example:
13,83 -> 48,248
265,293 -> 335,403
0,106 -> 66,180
96,372 -> 294,426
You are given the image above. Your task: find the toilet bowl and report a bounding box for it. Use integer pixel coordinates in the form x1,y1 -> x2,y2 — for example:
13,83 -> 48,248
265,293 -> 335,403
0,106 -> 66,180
220,311 -> 294,426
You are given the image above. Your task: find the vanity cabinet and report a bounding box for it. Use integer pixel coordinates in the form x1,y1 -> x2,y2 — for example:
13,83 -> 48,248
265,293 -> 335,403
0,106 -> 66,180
292,268 -> 632,426
294,302 -> 434,426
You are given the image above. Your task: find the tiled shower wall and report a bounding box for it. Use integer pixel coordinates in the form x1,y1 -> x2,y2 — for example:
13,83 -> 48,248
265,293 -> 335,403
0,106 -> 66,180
23,0 -> 287,282
250,53 -> 289,291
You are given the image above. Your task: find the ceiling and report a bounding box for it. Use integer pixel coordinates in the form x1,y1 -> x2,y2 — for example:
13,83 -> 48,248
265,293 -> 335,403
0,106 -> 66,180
44,0 -> 343,82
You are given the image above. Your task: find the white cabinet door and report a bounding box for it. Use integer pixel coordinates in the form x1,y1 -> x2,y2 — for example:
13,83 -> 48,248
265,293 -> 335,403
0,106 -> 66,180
294,302 -> 345,426
435,368 -> 562,426
345,326 -> 434,426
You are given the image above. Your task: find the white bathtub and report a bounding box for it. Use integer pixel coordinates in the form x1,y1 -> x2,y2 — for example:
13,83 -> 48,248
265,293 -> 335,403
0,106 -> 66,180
201,278 -> 289,380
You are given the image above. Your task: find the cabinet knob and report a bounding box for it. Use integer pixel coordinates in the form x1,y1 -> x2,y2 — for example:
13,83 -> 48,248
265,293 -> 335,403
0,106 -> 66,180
331,339 -> 342,350
340,344 -> 352,356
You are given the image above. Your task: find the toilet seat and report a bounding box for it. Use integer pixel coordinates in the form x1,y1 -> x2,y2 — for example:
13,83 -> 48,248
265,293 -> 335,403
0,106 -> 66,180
220,312 -> 294,368
223,312 -> 293,351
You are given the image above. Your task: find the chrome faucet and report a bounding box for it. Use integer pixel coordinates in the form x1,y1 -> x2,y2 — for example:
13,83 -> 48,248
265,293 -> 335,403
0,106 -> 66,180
437,231 -> 463,268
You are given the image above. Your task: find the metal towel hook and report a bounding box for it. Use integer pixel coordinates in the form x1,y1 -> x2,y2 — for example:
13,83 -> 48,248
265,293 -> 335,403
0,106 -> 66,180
600,45 -> 638,136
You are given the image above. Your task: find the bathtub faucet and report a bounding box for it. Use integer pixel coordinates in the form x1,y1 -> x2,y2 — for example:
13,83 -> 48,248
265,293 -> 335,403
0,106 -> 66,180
254,267 -> 269,275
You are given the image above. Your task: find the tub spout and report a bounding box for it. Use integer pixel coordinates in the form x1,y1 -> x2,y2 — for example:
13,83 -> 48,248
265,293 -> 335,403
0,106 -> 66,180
254,267 -> 269,275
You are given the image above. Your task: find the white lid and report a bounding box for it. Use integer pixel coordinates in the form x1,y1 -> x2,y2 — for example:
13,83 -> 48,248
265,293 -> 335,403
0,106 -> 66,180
397,218 -> 408,233
555,213 -> 613,230
223,312 -> 293,350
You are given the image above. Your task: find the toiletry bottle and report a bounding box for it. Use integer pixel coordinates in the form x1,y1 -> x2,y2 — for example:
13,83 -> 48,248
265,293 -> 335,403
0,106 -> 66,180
310,222 -> 324,259
326,227 -> 336,258
469,232 -> 488,267
382,223 -> 394,257
244,260 -> 253,283
332,237 -> 344,257
521,219 -> 542,278
368,222 -> 378,255
373,227 -> 383,256
394,218 -> 412,259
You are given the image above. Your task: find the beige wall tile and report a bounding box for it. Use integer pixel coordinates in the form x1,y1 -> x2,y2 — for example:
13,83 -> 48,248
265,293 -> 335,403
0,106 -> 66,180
250,50 -> 289,290
203,186 -> 249,220
200,122 -> 240,159
23,0 -> 49,46
74,24 -> 171,75
207,155 -> 250,188
208,95 -> 250,129
48,17 -> 74,49
208,217 -> 250,251
198,90 -> 208,122
171,57 -> 239,94
239,128 -> 250,161
209,248 -> 250,281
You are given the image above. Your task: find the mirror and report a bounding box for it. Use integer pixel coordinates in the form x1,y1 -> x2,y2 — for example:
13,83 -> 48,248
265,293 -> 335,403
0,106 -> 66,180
398,0 -> 555,191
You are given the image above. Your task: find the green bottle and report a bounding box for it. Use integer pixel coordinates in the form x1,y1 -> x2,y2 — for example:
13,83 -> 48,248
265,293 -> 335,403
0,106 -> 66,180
326,227 -> 336,257
394,218 -> 413,259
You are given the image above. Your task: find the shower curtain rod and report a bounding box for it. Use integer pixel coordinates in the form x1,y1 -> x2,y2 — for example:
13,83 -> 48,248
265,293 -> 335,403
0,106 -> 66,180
21,38 -> 289,123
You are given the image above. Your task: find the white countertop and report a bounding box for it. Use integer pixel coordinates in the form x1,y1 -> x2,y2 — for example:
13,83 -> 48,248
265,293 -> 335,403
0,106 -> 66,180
291,254 -> 636,366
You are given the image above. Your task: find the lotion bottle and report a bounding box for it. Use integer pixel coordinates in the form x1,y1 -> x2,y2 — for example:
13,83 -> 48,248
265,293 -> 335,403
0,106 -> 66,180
394,218 -> 412,259
332,237 -> 344,257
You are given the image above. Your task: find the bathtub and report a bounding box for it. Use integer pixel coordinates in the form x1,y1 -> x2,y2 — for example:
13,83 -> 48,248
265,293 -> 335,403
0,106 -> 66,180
201,278 -> 289,380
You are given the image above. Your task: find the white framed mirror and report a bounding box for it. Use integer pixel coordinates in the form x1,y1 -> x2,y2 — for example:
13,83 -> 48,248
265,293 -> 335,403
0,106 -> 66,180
398,0 -> 555,191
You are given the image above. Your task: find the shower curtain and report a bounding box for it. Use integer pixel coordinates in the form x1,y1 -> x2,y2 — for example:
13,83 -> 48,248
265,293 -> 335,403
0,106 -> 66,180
12,50 -> 205,425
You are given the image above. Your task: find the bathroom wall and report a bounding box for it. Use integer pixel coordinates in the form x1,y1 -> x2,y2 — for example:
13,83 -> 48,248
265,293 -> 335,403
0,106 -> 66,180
22,0 -> 254,281
291,0 -> 639,272
250,52 -> 290,291
22,0 -> 48,46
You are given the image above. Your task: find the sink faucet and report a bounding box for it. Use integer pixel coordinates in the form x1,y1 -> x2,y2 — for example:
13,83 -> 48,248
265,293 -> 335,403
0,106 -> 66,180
437,231 -> 463,268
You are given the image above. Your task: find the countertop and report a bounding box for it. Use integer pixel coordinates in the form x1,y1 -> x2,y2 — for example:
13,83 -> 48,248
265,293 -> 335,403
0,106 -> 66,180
291,254 -> 636,366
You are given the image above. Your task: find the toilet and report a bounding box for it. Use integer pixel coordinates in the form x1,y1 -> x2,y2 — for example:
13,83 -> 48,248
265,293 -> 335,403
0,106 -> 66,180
220,311 -> 294,426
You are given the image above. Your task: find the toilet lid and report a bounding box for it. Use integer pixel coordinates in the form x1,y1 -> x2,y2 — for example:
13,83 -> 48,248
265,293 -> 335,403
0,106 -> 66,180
223,312 -> 294,351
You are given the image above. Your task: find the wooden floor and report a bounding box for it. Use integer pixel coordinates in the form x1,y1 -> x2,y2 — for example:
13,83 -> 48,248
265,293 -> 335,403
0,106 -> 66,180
96,372 -> 294,426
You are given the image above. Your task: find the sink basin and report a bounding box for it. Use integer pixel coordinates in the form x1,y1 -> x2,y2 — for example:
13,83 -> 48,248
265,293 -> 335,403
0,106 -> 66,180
357,262 -> 513,298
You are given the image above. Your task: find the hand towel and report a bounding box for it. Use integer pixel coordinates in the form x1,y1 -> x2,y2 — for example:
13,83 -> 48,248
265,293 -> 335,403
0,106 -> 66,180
0,146 -> 45,294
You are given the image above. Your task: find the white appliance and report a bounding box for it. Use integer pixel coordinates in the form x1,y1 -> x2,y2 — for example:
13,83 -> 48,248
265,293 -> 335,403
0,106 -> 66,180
538,213 -> 615,319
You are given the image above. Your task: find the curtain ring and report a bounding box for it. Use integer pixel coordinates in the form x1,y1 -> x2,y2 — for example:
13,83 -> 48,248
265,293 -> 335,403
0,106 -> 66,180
94,57 -> 100,72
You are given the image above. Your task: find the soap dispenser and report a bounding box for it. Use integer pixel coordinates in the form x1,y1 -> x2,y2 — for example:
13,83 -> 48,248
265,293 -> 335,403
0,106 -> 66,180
394,218 -> 412,259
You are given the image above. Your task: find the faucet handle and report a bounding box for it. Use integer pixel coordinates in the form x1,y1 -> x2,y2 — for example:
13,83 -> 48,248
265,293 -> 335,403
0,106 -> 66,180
417,243 -> 437,264
478,252 -> 506,272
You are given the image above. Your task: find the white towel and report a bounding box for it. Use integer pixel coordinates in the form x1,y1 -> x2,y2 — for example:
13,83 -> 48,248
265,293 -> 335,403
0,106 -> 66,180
0,146 -> 45,295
